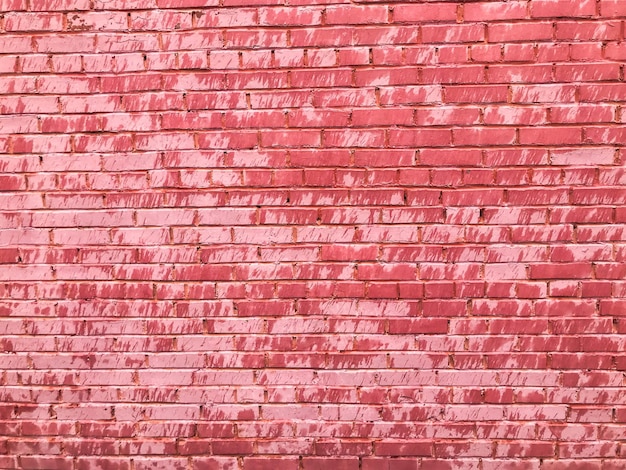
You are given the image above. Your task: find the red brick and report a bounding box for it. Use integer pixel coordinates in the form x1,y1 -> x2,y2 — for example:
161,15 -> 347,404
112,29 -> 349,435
489,22 -> 553,42
244,458 -> 299,470
443,85 -> 508,103
374,441 -> 433,457
470,44 -> 503,62
389,129 -> 452,147
465,2 -> 528,22
68,11 -> 128,31
76,458 -> 132,470
531,0 -> 596,18
488,64 -> 552,84
483,106 -> 546,125
601,0 -> 626,16
422,65 -> 485,84
556,63 -> 621,82
454,127 -> 516,146
325,5 -> 388,25
422,24 -> 485,43
416,107 -> 481,126
355,67 -> 420,87
5,12 -> 64,31
557,21 -> 621,40
495,441 -> 555,457
380,85 -> 441,105
433,45 -> 468,65
353,26 -> 418,46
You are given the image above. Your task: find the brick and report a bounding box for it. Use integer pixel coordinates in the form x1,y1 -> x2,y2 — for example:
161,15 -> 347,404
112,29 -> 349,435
374,441 -> 433,457
531,0 -> 596,18
443,85 -> 508,103
352,108 -> 414,127
394,3 -> 457,22
551,147 -> 615,165
422,24 -> 485,43
227,70 -> 289,90
519,127 -> 582,145
584,127 -> 626,144
244,458 -> 299,470
372,46 -> 405,66
416,107 -> 481,126
198,131 -> 258,150
422,65 -> 485,85
488,64 -> 552,84
19,456 -> 75,469
483,106 -> 547,125
601,0 -> 626,16
380,85 -> 442,105
465,2 -> 528,22
571,187 -> 626,205
325,5 -> 388,24
488,22 -> 553,42
470,44 -> 502,63
337,48 -> 370,66
41,115 -> 101,134
555,63 -> 621,82
354,26 -> 419,46
4,12 -> 64,31
557,21 -> 621,40
388,129 -> 452,148
454,128 -> 516,146
289,109 -> 350,128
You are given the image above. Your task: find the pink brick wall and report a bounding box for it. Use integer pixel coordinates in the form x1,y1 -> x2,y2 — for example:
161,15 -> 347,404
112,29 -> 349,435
1,0 -> 626,468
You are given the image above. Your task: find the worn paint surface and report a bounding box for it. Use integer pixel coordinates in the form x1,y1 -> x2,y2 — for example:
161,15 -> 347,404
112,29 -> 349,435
0,0 -> 625,467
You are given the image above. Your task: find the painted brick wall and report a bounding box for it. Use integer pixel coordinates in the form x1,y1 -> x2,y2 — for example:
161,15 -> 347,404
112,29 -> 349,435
1,0 -> 626,468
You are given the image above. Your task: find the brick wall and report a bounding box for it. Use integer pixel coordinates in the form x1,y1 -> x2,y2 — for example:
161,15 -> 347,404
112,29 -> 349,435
1,0 -> 626,468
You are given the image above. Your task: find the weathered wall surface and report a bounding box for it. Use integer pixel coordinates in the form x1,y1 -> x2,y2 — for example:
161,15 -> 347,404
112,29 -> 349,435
1,0 -> 626,468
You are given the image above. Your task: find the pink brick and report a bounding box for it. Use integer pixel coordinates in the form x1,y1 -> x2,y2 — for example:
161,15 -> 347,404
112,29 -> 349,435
0,1 -> 624,467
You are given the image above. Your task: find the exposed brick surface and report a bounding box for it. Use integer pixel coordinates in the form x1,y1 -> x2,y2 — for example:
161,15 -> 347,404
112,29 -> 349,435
1,0 -> 626,467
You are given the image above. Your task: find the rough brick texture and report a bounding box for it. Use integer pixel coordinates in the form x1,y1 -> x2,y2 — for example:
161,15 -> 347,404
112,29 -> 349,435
1,0 -> 626,467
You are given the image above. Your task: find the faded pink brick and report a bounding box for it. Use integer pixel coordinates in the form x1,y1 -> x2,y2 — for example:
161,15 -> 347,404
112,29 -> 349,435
0,1 -> 624,468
